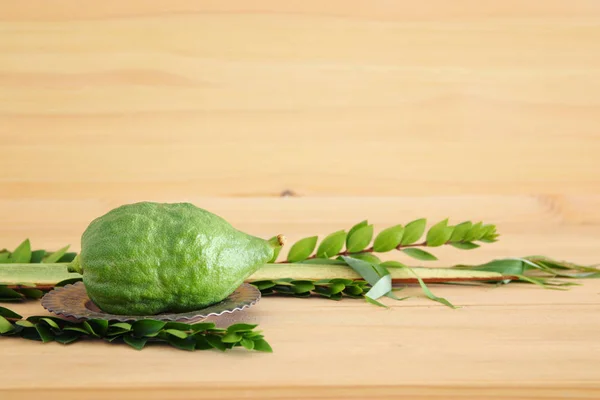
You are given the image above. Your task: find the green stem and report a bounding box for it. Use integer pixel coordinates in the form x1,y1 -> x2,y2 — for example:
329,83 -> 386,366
1,262 -> 507,288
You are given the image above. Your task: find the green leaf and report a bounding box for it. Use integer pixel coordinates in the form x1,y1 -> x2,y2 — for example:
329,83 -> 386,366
55,331 -> 81,344
299,258 -> 347,265
241,337 -> 254,350
0,306 -> 22,320
10,239 -> 31,263
341,256 -> 381,285
316,230 -> 346,258
346,225 -> 373,253
450,221 -> 472,242
110,322 -> 132,332
364,296 -> 388,308
426,219 -> 453,247
221,332 -> 242,343
380,260 -> 407,268
286,236 -> 318,262
58,252 -> 77,263
402,248 -> 438,261
328,282 -> 346,295
464,222 -> 483,242
251,280 -> 276,290
35,324 -> 54,343
191,322 -> 216,333
82,321 -> 99,337
349,253 -> 381,264
290,280 -> 315,293
226,323 -> 258,333
0,252 -> 10,263
193,335 -> 213,350
206,335 -> 227,351
469,259 -> 525,275
266,236 -> 283,263
19,288 -> 44,299
63,326 -> 90,334
373,225 -> 404,252
123,335 -> 148,350
132,320 -> 166,337
366,274 -> 392,300
0,286 -> 24,301
164,329 -> 188,339
43,245 -> 70,264
409,268 -> 457,309
88,319 -> 109,336
168,336 -> 196,351
30,250 -> 46,263
400,219 -> 426,245
0,316 -> 14,334
252,338 -> 273,353
15,320 -> 34,328
450,242 -> 480,250
347,220 -> 368,244
40,318 -> 60,329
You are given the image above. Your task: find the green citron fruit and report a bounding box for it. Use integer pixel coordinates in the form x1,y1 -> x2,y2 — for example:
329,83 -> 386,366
70,202 -> 277,315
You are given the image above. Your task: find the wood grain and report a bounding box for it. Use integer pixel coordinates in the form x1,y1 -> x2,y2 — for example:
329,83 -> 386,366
1,1 -> 600,399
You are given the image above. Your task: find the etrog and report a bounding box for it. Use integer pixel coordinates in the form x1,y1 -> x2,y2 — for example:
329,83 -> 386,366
71,202 -> 274,315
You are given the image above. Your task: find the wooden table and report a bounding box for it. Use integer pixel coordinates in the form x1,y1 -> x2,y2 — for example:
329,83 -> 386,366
1,1 -> 600,398
2,271 -> 600,399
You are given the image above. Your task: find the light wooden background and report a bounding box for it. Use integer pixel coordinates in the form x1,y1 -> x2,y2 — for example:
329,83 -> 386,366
1,2 -> 600,399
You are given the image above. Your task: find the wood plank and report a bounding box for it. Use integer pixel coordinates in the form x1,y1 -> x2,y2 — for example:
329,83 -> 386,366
1,1 -> 599,196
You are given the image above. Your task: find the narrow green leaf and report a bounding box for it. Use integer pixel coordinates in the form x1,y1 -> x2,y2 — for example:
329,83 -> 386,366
316,230 -> 346,258
364,296 -> 388,308
426,219 -> 453,247
347,220 -> 368,245
343,285 -> 365,296
468,259 -> 525,275
450,221 -> 472,242
349,253 -> 381,264
341,256 -> 380,285
402,248 -> 438,261
409,268 -> 457,309
252,338 -> 273,353
19,288 -> 44,299
241,337 -> 255,350
286,236 -> 318,262
0,306 -> 22,320
43,245 -> 70,264
373,225 -> 404,252
226,323 -> 258,333
30,250 -> 46,263
0,316 -> 14,334
58,252 -> 77,262
15,320 -> 34,328
450,242 -> 480,250
194,335 -> 212,350
10,239 -> 31,263
346,225 -> 374,253
400,219 -> 426,245
250,280 -> 276,290
35,324 -> 54,342
124,335 -> 148,350
206,335 -> 227,351
380,260 -> 407,268
366,274 -> 392,300
132,320 -> 166,337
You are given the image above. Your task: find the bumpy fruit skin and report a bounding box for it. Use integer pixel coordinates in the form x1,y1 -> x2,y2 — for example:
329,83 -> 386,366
78,202 -> 273,315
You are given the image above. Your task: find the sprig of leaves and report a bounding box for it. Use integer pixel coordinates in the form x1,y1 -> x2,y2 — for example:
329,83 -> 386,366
0,239 -> 77,301
0,307 -> 272,352
278,219 -> 498,264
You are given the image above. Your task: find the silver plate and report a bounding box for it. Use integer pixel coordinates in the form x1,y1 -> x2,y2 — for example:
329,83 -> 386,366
41,281 -> 261,323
